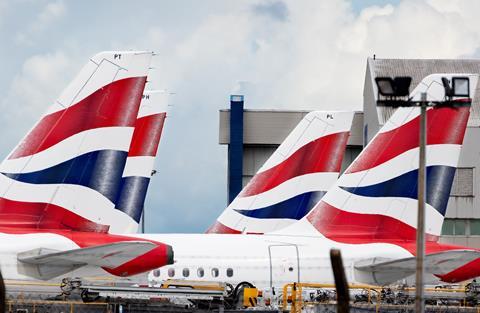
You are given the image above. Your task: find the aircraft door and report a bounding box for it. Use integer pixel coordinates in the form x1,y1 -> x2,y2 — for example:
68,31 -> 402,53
268,245 -> 299,288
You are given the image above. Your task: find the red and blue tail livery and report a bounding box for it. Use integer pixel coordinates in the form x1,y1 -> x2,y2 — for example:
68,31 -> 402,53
116,90 -> 170,231
301,74 -> 478,244
0,52 -> 176,282
308,106 -> 468,242
207,111 -> 354,234
0,51 -> 153,234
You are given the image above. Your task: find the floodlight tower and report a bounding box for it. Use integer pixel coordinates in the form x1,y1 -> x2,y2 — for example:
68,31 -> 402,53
375,75 -> 473,313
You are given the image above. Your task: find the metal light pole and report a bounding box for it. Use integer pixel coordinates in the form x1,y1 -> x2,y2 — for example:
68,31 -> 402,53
374,75 -> 475,313
415,92 -> 427,313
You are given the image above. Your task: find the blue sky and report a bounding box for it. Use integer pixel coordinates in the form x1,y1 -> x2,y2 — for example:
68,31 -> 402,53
351,0 -> 400,11
1,0 -> 479,233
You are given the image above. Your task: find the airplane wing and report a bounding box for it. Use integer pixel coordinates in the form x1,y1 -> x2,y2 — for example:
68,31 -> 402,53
355,250 -> 480,285
18,241 -> 156,280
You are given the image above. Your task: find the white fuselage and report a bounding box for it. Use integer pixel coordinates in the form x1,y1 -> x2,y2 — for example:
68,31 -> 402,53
0,229 -> 456,290
133,231 -> 412,290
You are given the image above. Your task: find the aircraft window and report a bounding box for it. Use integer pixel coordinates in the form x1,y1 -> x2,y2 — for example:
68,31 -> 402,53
197,268 -> 204,277
211,268 -> 219,277
226,268 -> 233,277
168,268 -> 175,277
153,269 -> 161,277
183,268 -> 190,278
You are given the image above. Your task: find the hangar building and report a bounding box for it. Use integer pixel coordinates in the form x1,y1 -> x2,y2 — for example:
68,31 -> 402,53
219,58 -> 480,248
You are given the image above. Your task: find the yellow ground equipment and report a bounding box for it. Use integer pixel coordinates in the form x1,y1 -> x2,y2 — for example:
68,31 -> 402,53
243,287 -> 259,307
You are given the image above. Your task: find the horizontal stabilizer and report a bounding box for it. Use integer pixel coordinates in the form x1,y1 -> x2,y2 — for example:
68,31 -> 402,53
18,241 -> 156,280
355,250 -> 480,285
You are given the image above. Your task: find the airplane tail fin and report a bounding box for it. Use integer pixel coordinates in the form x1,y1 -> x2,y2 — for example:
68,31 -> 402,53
0,51 -> 152,233
115,90 -> 169,232
306,74 -> 478,242
207,111 -> 354,234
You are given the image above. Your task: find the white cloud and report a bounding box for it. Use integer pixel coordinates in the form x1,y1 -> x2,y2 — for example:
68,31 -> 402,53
9,51 -> 71,115
136,0 -> 480,231
3,0 -> 480,232
0,50 -> 80,152
15,0 -> 66,45
39,0 -> 66,23
143,0 -> 480,116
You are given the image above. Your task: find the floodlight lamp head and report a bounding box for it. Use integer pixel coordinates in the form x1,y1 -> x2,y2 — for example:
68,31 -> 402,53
442,76 -> 470,100
375,77 -> 395,96
392,77 -> 412,97
375,76 -> 412,97
452,77 -> 470,98
375,76 -> 412,107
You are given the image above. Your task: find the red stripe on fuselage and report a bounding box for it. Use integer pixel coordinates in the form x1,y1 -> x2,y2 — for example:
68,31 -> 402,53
0,198 -> 109,233
240,131 -> 349,197
206,221 -> 263,234
128,113 -> 166,157
206,221 -> 242,234
10,77 -> 147,160
347,107 -> 469,174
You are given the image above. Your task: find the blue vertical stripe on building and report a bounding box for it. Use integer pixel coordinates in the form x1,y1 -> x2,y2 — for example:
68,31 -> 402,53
228,95 -> 244,204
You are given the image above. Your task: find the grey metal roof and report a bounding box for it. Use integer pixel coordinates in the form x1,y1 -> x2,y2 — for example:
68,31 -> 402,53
219,109 -> 363,146
367,58 -> 480,126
